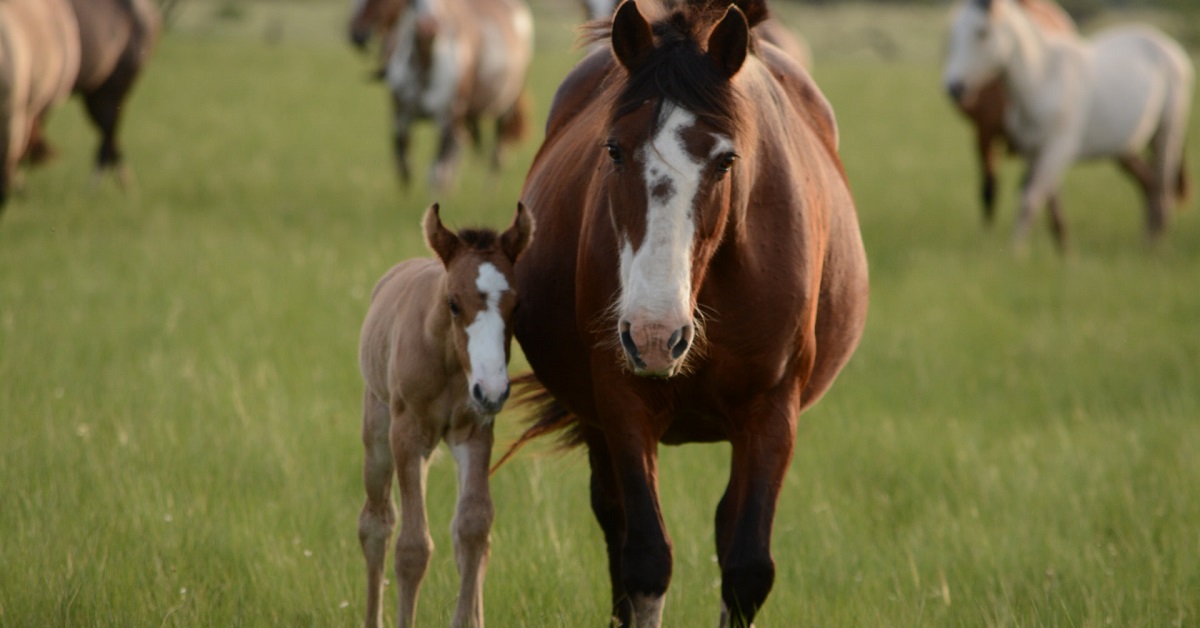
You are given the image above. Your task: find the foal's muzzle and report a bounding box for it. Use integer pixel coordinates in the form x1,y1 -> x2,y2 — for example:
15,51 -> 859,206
471,381 -> 511,415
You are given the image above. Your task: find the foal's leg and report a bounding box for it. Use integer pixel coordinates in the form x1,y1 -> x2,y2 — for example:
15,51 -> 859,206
714,393 -> 798,628
360,390 -> 397,628
392,407 -> 440,628
446,421 -> 496,628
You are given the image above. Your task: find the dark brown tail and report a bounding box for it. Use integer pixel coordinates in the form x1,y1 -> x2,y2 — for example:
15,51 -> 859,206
489,372 -> 583,475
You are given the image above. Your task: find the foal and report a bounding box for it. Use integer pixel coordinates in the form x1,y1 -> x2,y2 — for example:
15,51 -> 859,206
357,203 -> 533,628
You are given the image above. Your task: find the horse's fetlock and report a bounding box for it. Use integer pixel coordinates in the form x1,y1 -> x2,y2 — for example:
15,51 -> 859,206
721,554 -> 775,618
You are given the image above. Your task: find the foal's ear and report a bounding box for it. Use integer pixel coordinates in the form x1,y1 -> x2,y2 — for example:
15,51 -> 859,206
612,1 -> 653,71
423,203 -> 460,265
501,202 -> 535,263
707,5 -> 749,79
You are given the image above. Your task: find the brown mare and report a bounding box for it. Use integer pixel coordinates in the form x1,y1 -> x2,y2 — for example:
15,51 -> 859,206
504,0 -> 869,625
952,0 -> 1074,223
347,0 -> 533,190
357,204 -> 533,628
0,0 -> 79,208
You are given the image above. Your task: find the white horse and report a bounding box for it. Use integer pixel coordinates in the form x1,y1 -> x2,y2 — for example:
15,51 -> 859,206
943,0 -> 1193,250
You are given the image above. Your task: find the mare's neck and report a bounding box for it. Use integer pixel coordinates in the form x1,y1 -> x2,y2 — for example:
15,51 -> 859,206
999,2 -> 1055,105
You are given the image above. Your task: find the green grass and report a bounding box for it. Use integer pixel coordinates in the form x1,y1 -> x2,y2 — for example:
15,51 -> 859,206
2,0 -> 1198,625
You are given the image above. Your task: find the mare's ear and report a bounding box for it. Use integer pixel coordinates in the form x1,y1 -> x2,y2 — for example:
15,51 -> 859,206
423,203 -> 460,265
612,1 -> 653,71
731,0 -> 769,28
501,202 -> 535,263
707,5 -> 749,79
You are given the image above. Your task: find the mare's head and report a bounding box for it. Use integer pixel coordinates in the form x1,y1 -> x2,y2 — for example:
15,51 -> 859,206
424,203 -> 534,414
943,0 -> 1015,107
349,0 -> 404,49
601,0 -> 763,377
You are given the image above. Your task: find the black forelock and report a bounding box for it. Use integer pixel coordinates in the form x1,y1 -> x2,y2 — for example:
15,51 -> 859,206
455,227 -> 500,251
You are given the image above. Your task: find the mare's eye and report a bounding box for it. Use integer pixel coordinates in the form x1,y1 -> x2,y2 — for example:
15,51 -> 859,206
605,141 -> 623,165
448,299 -> 461,317
716,152 -> 738,174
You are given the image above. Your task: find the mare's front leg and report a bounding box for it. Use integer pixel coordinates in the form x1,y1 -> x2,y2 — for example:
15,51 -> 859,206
976,126 -> 1000,225
391,404 -> 440,628
446,419 -> 496,628
596,387 -> 672,628
359,389 -> 396,628
430,112 -> 465,191
1014,143 -> 1072,253
390,98 -> 414,187
583,427 -> 633,626
715,390 -> 799,628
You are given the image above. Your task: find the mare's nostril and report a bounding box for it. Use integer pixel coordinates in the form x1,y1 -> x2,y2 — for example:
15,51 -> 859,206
472,383 -> 484,402
669,325 -> 692,360
619,321 -> 646,368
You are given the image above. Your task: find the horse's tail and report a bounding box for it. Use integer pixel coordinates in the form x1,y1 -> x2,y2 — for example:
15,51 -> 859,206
497,90 -> 530,146
489,371 -> 584,475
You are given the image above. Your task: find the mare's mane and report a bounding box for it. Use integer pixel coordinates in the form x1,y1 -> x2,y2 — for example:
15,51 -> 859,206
585,0 -> 769,132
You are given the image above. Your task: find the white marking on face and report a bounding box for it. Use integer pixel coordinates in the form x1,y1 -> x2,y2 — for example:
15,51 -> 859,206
618,106 -> 730,327
943,2 -> 1000,96
464,262 -> 510,408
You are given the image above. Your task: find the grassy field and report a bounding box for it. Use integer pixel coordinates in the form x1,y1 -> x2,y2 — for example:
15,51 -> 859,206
2,0 -> 1198,625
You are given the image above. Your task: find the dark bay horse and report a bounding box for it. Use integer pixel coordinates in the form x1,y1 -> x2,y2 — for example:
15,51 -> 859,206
0,0 -> 79,208
505,0 -> 868,625
23,0 -> 161,188
347,0 -> 533,190
358,204 -> 533,628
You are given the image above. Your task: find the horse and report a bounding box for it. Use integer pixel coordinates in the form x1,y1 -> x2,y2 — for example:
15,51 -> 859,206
501,0 -> 869,625
946,0 -> 1075,223
347,0 -> 534,191
581,0 -> 811,68
0,0 -> 80,209
944,0 -> 1193,250
357,203 -> 533,628
65,0 -> 162,187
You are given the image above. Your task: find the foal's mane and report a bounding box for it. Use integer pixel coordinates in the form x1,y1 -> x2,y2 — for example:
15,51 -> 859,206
585,0 -> 769,133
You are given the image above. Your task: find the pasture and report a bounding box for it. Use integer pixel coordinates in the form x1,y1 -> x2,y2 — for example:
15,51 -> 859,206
1,0 -> 1198,624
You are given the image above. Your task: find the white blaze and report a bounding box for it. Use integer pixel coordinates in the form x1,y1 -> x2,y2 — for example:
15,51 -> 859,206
617,107 -> 730,328
465,262 -> 510,405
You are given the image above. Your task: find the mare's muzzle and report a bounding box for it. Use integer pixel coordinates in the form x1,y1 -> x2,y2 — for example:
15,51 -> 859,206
620,319 -> 694,378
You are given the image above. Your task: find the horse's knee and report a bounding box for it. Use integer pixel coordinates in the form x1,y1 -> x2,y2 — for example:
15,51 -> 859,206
452,497 -> 494,549
358,503 -> 396,547
394,533 -> 434,580
721,551 -> 775,623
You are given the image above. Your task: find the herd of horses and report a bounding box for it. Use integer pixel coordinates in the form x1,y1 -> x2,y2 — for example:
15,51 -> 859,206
349,0 -> 1192,626
2,0 -> 1190,625
0,0 -> 160,209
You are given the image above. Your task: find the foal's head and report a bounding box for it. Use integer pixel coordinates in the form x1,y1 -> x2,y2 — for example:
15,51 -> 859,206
424,203 -> 534,415
601,0 -> 760,377
943,0 -> 1017,106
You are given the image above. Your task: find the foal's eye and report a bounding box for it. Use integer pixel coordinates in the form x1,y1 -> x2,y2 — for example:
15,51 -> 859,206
605,141 -> 623,165
448,299 -> 461,317
716,152 -> 738,174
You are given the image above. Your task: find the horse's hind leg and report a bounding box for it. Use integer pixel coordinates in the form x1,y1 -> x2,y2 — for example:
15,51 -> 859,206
390,101 -> 414,187
715,394 -> 797,628
491,92 -> 529,172
359,389 -> 396,628
82,59 -> 141,189
430,122 -> 463,191
447,422 -> 496,628
1045,194 -> 1068,254
392,407 -> 439,628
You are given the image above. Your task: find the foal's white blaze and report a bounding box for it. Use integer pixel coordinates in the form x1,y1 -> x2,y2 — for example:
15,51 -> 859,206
618,107 -> 714,334
464,262 -> 510,410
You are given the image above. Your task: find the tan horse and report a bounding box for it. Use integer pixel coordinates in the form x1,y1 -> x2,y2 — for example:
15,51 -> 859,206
0,0 -> 80,208
357,203 -> 533,628
348,0 -> 533,190
948,0 -> 1075,224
